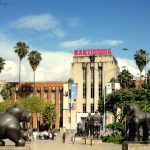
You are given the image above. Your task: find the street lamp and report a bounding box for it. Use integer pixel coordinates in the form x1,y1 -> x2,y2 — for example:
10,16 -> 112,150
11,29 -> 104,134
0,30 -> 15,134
103,71 -> 106,132
68,78 -> 74,132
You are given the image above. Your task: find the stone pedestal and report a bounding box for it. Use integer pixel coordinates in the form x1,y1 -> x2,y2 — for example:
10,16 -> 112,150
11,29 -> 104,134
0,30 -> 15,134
75,137 -> 102,145
0,140 -> 32,150
122,141 -> 150,150
0,145 -> 31,150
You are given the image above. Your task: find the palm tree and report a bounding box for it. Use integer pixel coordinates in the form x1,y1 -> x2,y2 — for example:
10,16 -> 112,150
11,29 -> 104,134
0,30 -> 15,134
0,57 -> 5,73
28,51 -> 42,92
134,49 -> 149,80
14,42 -> 29,86
118,69 -> 133,89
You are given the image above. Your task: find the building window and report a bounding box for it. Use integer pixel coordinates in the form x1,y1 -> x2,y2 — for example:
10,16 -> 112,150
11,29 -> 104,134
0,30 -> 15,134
83,67 -> 86,98
22,87 -> 26,97
91,67 -> 94,98
91,103 -> 94,113
59,88 -> 63,100
99,66 -> 103,97
44,87 -> 48,99
52,89 -> 56,104
30,87 -> 33,97
36,87 -> 41,97
83,104 -> 86,113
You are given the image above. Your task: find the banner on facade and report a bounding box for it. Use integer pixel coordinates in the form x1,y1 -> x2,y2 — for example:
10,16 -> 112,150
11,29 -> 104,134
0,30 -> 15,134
71,84 -> 76,101
71,103 -> 76,110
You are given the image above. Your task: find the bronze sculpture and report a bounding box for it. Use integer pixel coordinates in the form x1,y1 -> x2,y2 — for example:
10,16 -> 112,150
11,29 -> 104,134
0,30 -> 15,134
126,104 -> 150,142
0,104 -> 31,146
90,111 -> 102,138
85,113 -> 92,137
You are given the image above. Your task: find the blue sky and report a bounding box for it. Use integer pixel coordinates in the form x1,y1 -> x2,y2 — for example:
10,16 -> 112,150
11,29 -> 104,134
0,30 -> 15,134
0,0 -> 150,82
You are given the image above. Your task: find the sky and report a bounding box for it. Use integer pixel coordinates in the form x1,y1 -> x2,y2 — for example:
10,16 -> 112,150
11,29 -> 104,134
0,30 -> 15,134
0,0 -> 150,82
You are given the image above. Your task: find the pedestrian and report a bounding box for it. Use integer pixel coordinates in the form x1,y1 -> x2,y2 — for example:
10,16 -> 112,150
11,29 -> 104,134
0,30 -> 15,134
62,132 -> 66,143
71,131 -> 75,144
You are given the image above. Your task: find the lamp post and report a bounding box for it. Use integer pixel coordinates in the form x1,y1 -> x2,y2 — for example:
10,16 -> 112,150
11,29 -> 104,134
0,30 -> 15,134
68,78 -> 74,132
103,70 -> 106,132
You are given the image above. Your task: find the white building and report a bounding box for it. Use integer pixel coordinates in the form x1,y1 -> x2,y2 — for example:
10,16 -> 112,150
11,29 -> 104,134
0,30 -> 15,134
63,51 -> 120,130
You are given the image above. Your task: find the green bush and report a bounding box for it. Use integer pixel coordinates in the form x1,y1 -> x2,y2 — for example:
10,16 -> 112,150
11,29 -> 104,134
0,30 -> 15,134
102,133 -> 126,143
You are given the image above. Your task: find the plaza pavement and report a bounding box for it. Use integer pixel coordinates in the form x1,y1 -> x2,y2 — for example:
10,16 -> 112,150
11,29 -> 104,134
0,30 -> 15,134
4,135 -> 122,150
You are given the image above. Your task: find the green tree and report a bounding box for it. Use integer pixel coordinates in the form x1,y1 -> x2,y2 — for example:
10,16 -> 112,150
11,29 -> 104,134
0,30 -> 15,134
0,57 -> 5,73
118,69 -> 133,89
28,51 -> 42,92
0,83 -> 13,101
147,70 -> 150,85
43,102 -> 56,130
98,87 -> 150,123
14,42 -> 29,86
134,49 -> 149,80
17,96 -> 45,113
0,101 -> 10,112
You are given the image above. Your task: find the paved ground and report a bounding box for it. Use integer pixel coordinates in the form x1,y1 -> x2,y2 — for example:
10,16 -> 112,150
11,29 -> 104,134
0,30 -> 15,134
4,135 -> 122,150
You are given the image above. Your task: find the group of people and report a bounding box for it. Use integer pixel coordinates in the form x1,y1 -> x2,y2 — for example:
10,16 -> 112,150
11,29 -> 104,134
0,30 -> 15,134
32,129 -> 57,140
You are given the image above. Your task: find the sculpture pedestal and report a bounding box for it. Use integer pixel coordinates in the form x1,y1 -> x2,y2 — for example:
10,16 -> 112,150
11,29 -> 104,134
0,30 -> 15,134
122,141 -> 150,150
0,140 -> 32,150
75,137 -> 102,145
0,145 -> 31,150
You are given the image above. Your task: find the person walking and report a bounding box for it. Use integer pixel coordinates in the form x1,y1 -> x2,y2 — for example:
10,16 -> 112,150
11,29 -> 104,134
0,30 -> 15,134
71,131 -> 75,144
62,132 -> 66,143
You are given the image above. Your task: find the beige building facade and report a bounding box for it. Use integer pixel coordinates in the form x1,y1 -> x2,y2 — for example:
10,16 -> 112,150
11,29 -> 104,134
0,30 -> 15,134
63,54 -> 120,130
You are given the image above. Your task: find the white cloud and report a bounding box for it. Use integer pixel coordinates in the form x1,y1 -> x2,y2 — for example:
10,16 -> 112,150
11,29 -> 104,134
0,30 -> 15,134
97,40 -> 123,46
13,13 -> 59,30
59,39 -> 124,49
0,50 -> 72,82
66,17 -> 81,27
0,32 -> 72,82
11,13 -> 66,38
59,38 -> 91,49
52,28 -> 66,38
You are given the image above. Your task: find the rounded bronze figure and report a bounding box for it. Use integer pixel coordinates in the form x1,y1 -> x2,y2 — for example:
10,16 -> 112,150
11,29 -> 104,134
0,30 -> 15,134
126,104 -> 150,142
90,111 -> 102,138
0,104 -> 31,146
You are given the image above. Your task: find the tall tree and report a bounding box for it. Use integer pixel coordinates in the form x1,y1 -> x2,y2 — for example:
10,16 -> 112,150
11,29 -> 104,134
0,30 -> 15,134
43,102 -> 56,130
14,42 -> 29,86
134,49 -> 149,80
118,69 -> 133,89
28,51 -> 42,92
0,57 -> 5,73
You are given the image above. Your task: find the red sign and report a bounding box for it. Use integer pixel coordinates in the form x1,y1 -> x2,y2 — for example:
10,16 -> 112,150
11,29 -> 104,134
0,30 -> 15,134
74,49 -> 112,56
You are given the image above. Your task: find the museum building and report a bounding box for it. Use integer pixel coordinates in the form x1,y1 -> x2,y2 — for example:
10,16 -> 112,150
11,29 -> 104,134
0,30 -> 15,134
63,49 -> 120,130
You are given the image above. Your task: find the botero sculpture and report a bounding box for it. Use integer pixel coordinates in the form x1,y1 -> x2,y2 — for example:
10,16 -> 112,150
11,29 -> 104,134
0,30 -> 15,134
90,111 -> 102,139
126,104 -> 150,142
0,104 -> 31,146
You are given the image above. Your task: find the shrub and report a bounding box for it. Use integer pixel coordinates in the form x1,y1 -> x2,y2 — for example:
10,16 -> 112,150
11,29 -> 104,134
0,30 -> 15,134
102,133 -> 126,143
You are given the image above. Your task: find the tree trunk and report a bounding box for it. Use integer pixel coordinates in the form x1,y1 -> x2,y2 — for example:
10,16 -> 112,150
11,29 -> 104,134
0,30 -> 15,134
34,70 -> 36,96
19,59 -> 21,87
140,71 -> 142,80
